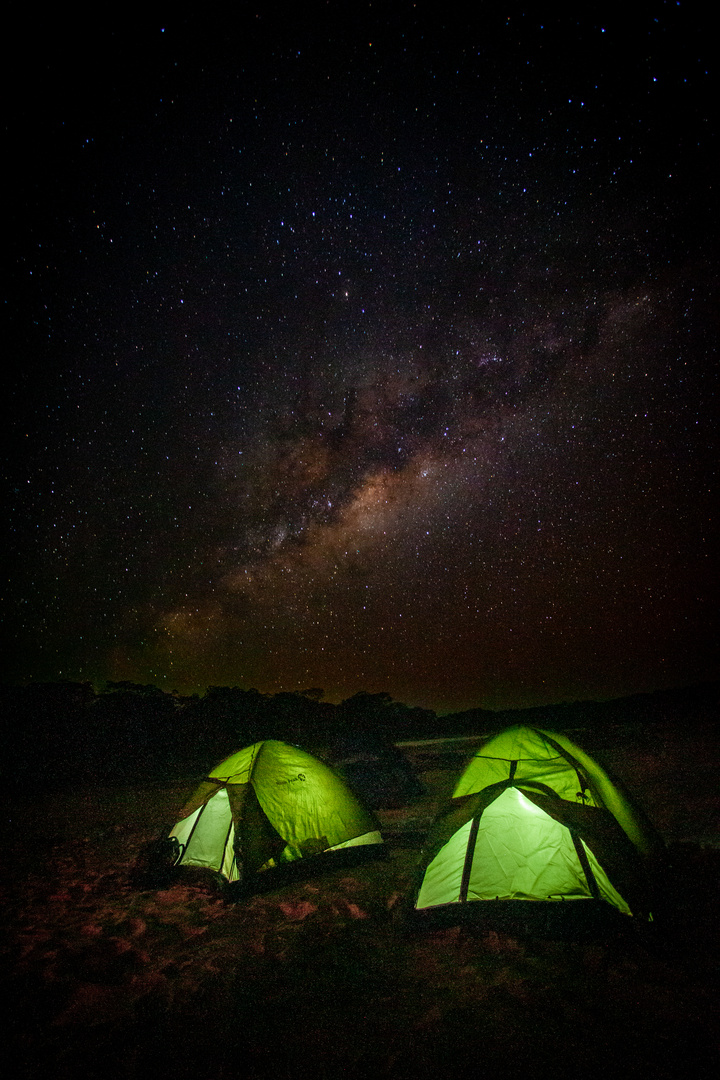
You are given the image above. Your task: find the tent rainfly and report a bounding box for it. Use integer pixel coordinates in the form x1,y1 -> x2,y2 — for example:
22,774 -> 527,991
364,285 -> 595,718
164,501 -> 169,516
414,726 -> 663,920
145,740 -> 383,890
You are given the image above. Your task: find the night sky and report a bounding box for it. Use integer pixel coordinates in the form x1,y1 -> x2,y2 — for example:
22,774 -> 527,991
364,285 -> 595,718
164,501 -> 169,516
7,6 -> 718,712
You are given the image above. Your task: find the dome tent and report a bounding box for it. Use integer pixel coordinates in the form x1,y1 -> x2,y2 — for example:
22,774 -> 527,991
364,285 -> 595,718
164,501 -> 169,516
413,726 -> 662,925
141,740 -> 383,894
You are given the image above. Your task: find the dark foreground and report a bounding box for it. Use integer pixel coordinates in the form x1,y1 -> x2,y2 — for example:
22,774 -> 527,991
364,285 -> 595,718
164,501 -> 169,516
3,722 -> 718,1079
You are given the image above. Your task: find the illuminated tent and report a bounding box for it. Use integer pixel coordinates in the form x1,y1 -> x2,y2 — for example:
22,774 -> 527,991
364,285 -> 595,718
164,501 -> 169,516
142,740 -> 383,892
414,726 -> 662,921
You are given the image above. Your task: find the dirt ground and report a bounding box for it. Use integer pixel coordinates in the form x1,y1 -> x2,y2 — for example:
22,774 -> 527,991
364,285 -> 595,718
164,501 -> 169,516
3,722 -> 718,1079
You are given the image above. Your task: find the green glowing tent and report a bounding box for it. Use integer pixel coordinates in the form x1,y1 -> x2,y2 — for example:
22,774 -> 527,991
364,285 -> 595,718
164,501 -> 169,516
414,726 -> 662,920
148,740 -> 383,891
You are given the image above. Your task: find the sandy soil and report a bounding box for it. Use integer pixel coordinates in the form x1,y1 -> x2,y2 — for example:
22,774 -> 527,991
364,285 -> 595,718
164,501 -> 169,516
3,723 -> 718,1079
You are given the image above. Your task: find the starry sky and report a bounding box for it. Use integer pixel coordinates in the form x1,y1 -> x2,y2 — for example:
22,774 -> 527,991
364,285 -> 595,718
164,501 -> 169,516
6,5 -> 718,712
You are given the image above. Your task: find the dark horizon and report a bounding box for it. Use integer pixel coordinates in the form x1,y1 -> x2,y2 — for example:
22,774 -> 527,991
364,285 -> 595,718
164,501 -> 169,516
7,8 -> 718,713
3,674 -> 717,724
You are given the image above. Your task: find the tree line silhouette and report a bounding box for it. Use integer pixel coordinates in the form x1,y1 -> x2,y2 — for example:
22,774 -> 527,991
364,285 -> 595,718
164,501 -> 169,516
0,682 -> 444,789
2,679 -> 715,792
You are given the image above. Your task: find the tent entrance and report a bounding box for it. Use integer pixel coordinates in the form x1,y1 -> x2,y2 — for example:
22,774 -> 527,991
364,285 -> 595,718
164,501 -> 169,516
466,787 -> 593,902
416,787 -> 630,913
170,787 -> 238,881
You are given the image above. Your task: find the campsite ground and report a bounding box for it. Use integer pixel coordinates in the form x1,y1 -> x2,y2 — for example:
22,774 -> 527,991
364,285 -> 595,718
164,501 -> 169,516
3,719 -> 718,1079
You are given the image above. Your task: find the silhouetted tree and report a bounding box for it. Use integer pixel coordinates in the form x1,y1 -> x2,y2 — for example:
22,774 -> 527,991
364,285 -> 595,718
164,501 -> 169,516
338,691 -> 436,739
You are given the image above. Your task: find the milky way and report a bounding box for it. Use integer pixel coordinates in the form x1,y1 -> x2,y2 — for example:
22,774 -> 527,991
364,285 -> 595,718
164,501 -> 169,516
7,8 -> 718,709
